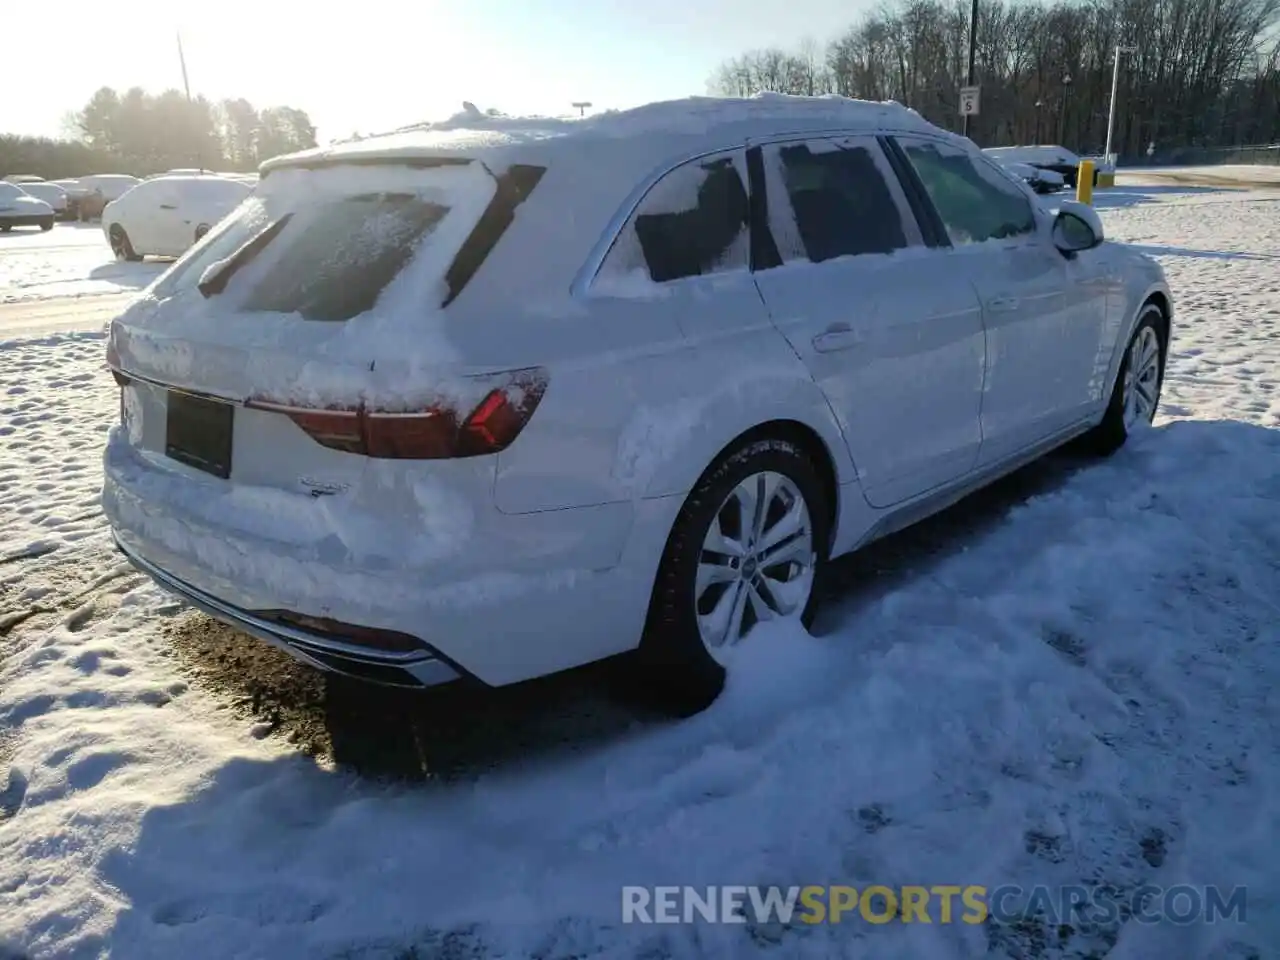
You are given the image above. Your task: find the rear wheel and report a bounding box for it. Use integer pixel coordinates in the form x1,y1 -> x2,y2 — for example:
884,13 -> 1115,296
108,224 -> 142,262
0,225 -> 10,234
39,217 -> 53,231
638,437 -> 830,714
1085,304 -> 1166,456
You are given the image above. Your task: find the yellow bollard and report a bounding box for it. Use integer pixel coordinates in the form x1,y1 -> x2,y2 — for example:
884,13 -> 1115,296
1076,160 -> 1095,204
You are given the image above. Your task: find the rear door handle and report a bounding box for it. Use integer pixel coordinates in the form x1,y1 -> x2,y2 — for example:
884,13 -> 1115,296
988,295 -> 1020,312
811,323 -> 862,353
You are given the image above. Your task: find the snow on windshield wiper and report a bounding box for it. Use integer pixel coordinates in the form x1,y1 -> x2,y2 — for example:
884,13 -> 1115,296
197,213 -> 294,298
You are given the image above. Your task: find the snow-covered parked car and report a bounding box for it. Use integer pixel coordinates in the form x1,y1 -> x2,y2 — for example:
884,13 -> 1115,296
18,180 -> 70,218
103,175 -> 253,260
103,95 -> 1173,713
47,178 -> 93,220
0,180 -> 55,231
77,174 -> 142,221
992,159 -> 1065,194
983,145 -> 1095,188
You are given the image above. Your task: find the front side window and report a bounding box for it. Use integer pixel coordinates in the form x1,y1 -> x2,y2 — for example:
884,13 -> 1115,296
597,152 -> 750,286
762,137 -> 919,264
897,138 -> 1037,245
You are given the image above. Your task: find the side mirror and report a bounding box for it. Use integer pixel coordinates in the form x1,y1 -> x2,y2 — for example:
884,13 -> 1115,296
1051,200 -> 1104,255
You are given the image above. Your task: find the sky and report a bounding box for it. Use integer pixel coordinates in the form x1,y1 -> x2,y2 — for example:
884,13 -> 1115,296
4,0 -> 869,143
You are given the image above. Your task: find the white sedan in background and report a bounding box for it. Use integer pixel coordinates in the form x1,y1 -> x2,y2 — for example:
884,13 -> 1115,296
18,181 -> 70,218
103,175 -> 253,260
0,180 -> 55,231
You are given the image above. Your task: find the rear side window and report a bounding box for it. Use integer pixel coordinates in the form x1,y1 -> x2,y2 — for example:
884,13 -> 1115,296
897,138 -> 1036,245
762,138 -> 918,264
241,193 -> 447,321
598,152 -> 749,285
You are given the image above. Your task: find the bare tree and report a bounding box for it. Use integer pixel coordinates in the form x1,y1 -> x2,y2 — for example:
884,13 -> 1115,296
708,0 -> 1280,157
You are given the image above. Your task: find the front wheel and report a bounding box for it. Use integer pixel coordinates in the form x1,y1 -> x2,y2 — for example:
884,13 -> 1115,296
638,437 -> 830,714
1085,304 -> 1166,455
39,217 -> 53,232
108,224 -> 142,262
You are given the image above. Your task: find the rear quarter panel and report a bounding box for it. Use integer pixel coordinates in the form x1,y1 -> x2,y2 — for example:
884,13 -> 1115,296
485,273 -> 853,515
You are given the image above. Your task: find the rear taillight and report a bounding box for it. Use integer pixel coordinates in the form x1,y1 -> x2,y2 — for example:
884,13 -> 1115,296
247,367 -> 548,460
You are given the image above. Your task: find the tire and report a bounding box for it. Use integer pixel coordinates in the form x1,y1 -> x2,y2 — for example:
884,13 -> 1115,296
0,225 -> 10,233
108,224 -> 142,262
39,217 -> 53,232
1085,303 -> 1166,456
637,436 -> 831,715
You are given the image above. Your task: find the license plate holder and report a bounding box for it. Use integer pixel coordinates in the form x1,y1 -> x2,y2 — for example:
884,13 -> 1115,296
165,391 -> 233,479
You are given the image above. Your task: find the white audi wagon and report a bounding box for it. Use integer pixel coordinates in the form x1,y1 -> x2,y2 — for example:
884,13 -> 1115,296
103,95 -> 1172,712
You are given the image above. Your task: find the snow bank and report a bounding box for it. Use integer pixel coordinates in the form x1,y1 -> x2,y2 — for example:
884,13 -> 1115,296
1,177 -> 1279,960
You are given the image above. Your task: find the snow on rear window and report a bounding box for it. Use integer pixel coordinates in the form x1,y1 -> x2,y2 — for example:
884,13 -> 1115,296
240,193 -> 448,322
150,162 -> 496,323
597,152 -> 749,286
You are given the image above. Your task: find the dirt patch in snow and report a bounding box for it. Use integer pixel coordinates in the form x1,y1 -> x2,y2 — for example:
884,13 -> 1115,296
165,614 -> 662,781
164,448 -> 1087,781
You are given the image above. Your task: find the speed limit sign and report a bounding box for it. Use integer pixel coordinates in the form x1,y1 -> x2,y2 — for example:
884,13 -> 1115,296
959,86 -> 981,116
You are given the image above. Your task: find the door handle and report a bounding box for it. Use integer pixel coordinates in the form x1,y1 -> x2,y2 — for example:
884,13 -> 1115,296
988,295 -> 1020,312
159,204 -> 177,210
811,323 -> 862,353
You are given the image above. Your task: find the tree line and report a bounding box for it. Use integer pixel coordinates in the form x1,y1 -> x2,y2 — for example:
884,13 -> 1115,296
0,86 -> 319,179
709,0 -> 1280,160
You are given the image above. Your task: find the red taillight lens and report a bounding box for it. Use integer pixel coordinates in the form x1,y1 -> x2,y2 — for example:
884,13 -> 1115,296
247,367 -> 548,460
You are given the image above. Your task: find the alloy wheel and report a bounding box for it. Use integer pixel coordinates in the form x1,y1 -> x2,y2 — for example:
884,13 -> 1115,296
1122,325 -> 1161,430
694,470 -> 816,662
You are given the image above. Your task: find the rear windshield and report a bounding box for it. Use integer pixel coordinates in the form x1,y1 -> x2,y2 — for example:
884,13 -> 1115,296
151,161 -> 539,321
243,193 -> 448,321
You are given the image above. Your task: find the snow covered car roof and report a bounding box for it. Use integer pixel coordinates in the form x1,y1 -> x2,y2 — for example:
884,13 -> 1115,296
260,95 -> 952,181
983,145 -> 1080,167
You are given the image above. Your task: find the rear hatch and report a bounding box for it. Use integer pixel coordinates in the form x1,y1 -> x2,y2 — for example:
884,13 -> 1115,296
108,157 -> 546,498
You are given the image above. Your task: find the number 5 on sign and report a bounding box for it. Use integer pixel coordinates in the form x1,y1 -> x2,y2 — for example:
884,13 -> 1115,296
958,86 -> 981,116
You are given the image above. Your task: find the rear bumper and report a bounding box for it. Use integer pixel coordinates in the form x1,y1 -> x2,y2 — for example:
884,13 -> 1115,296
103,426 -> 680,686
114,534 -> 461,688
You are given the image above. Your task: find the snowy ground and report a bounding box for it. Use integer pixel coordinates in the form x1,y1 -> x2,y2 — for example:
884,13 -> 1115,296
0,224 -> 164,304
2,181 -> 1279,959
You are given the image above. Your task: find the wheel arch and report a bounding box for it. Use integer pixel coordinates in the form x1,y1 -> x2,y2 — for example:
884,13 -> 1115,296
705,419 -> 838,540
1141,288 -> 1172,354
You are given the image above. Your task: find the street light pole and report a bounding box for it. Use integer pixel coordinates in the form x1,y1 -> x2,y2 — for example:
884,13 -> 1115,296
962,0 -> 978,139
176,30 -> 204,174
1058,72 -> 1072,145
1104,45 -> 1137,165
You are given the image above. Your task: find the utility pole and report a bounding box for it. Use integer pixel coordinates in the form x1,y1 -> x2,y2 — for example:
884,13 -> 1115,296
1058,72 -> 1072,146
176,30 -> 204,173
1104,45 -> 1137,166
962,0 -> 978,139
571,101 -> 592,117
